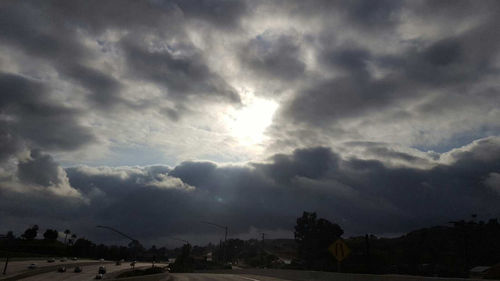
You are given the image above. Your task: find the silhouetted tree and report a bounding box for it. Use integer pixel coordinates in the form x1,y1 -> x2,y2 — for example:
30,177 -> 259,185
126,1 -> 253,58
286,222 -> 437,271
170,244 -> 194,272
43,229 -> 59,240
6,231 -> 15,240
128,239 -> 145,258
21,225 -> 39,240
294,211 -> 343,270
63,229 -> 71,245
69,233 -> 77,245
225,238 -> 245,263
73,238 -> 96,257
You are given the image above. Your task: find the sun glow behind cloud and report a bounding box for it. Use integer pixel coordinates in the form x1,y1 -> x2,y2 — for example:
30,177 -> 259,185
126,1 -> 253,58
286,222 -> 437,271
225,97 -> 278,146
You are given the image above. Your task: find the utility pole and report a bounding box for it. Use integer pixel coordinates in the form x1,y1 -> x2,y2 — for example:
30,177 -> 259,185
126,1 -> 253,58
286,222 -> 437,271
201,221 -> 228,264
365,234 -> 370,273
260,233 -> 266,266
3,237 -> 11,275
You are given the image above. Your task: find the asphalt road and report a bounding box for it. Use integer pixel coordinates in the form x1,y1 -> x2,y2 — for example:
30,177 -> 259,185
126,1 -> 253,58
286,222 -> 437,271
18,262 -> 152,281
1,259 -> 98,279
171,273 -> 289,281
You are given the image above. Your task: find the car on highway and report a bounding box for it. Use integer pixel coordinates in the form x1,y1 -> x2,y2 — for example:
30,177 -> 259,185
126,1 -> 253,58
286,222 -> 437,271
58,266 -> 67,272
60,257 -> 67,262
28,263 -> 37,269
74,266 -> 82,273
47,258 -> 55,263
95,273 -> 104,279
98,266 -> 106,274
72,257 -> 78,260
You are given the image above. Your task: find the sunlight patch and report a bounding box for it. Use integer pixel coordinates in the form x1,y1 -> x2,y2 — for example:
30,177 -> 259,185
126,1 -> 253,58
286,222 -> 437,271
225,96 -> 278,146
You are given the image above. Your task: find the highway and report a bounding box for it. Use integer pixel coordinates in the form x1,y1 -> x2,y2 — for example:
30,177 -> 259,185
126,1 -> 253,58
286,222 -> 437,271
19,262 -> 153,281
0,260 -> 156,281
1,259 -> 99,279
171,273 -> 288,281
171,270 -> 495,281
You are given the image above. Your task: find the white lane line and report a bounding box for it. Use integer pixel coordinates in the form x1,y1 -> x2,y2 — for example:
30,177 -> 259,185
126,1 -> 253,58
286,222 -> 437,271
239,276 -> 260,281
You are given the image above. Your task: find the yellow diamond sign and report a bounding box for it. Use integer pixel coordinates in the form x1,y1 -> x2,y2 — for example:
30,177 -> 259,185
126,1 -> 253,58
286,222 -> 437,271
328,239 -> 350,262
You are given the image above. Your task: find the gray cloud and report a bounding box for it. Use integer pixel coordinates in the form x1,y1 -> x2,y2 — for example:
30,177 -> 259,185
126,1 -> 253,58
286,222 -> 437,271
2,137 -> 499,245
239,33 -> 305,81
0,0 -> 499,246
0,73 -> 95,153
171,0 -> 248,28
121,39 -> 240,105
17,150 -> 63,187
0,2 -> 125,109
0,0 -> 243,112
267,1 -> 500,150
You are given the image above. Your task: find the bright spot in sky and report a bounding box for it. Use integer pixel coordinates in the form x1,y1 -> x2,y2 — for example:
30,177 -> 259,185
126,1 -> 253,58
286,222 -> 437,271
226,97 -> 278,146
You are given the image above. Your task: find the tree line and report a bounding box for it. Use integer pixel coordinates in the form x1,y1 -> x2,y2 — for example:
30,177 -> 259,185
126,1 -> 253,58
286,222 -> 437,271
292,212 -> 500,278
3,213 -> 500,278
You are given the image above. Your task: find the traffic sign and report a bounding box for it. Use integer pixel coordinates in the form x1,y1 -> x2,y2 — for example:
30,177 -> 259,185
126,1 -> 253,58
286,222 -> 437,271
328,239 -> 350,261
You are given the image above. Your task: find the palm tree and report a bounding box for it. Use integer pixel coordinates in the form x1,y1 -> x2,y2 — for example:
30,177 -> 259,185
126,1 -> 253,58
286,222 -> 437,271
64,229 -> 71,245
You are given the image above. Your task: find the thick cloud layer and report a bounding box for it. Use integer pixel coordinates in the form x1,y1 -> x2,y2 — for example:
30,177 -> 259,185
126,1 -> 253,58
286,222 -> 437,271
2,137 -> 499,245
0,0 -> 499,245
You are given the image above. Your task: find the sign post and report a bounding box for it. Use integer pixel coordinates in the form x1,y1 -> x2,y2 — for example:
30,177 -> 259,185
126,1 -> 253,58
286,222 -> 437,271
328,239 -> 350,273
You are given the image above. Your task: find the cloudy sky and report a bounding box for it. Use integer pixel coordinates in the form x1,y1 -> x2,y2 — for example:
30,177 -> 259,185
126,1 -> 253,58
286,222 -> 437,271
1,0 -> 499,246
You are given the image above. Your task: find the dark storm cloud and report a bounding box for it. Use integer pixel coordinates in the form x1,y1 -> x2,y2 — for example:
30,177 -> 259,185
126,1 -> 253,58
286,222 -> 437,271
0,0 -> 245,111
0,73 -> 88,197
169,161 -> 217,187
344,141 -> 435,166
17,150 -> 63,187
121,39 -> 240,104
70,136 -> 500,238
63,64 -> 123,108
171,0 -> 248,28
383,20 -> 500,88
0,1 -> 125,109
42,0 -> 250,51
3,137 -> 499,244
281,7 -> 500,129
0,0 -> 250,210
239,34 -> 305,81
340,0 -> 402,29
0,127 -> 22,162
408,0 -> 499,22
285,73 -> 410,126
253,147 -> 338,184
0,0 -> 499,247
276,0 -> 401,30
0,73 -> 95,153
0,2 -> 87,61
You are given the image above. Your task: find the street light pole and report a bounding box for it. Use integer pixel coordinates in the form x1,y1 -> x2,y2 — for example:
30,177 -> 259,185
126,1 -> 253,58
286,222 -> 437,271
96,225 -> 141,260
201,221 -> 228,264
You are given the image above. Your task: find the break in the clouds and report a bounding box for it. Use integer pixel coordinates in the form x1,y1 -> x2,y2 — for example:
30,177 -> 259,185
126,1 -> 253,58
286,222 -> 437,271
0,0 -> 499,244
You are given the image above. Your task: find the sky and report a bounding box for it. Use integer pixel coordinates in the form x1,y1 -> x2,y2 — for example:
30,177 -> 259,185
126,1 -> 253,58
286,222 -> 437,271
0,0 -> 499,247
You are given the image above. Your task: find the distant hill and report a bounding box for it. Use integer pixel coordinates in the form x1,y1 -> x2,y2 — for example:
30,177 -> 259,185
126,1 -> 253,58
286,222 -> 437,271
340,220 -> 500,278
